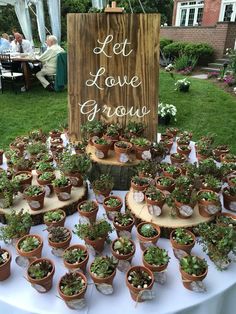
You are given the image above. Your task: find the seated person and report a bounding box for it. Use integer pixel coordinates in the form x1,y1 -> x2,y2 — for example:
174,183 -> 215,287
36,35 -> 64,91
11,32 -> 33,53
0,36 -> 11,53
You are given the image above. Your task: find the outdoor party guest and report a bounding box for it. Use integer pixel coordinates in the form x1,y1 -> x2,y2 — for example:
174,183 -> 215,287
11,32 -> 33,53
1,33 -> 9,40
0,35 -> 11,53
36,35 -> 64,91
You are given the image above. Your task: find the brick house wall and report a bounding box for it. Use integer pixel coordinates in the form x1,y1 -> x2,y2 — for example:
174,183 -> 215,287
160,22 -> 236,58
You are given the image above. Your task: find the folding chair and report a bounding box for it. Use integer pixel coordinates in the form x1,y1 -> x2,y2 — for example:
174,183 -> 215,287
0,54 -> 24,94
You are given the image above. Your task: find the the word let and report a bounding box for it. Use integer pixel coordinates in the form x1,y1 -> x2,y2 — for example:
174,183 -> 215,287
93,35 -> 133,58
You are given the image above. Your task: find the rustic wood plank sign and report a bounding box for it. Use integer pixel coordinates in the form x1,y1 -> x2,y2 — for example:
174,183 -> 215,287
67,13 -> 160,141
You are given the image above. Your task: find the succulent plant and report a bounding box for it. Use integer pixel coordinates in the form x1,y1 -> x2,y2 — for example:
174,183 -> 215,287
60,272 -> 86,296
48,226 -> 70,243
90,256 -> 117,278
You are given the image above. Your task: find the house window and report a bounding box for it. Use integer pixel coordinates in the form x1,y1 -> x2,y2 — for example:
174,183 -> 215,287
220,1 -> 236,22
176,0 -> 204,26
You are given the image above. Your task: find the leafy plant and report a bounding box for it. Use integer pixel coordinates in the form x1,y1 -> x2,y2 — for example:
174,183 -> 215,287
163,165 -> 180,175
202,175 -> 221,190
38,172 -> 55,181
131,176 -> 149,186
60,272 -> 86,296
144,246 -> 170,266
224,186 -> 236,197
105,125 -> 120,137
217,215 -> 236,228
115,141 -> 131,149
127,268 -> 152,288
113,237 -> 134,255
81,120 -> 105,136
156,176 -> 174,187
131,137 -> 150,147
28,129 -> 46,141
104,197 -> 121,208
27,142 -> 47,155
28,260 -> 53,279
19,236 -> 40,252
52,176 -> 70,187
78,201 -> 97,212
92,174 -> 114,192
14,173 -> 31,182
48,226 -> 70,243
94,138 -> 110,145
125,121 -> 144,135
114,211 -> 134,226
139,224 -> 158,238
136,160 -> 159,177
63,247 -> 87,264
197,158 -> 221,179
145,186 -> 164,201
90,256 -> 117,278
59,152 -> 91,175
11,157 -> 33,170
74,220 -> 112,241
0,171 -> 19,207
44,210 -> 64,223
172,228 -> 194,245
180,255 -> 207,276
36,161 -> 54,172
0,209 -> 32,243
24,185 -> 44,197
198,191 -> 219,202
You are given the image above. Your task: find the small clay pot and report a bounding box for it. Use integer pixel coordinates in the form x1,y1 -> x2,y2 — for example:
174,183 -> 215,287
48,228 -> 72,250
93,139 -> 110,159
177,146 -> 191,157
27,258 -> 55,293
64,172 -> 83,187
155,176 -> 175,192
136,222 -> 161,251
222,187 -> 236,211
111,238 -> 136,263
58,271 -> 87,305
145,191 -> 165,208
14,171 -> 33,192
180,259 -> 208,290
43,210 -> 66,227
89,261 -> 116,286
170,153 -> 187,165
0,248 -> 11,281
63,244 -> 89,272
113,215 -> 135,237
78,200 -> 99,223
114,141 -> 132,163
16,234 -> 43,261
84,236 -> 106,253
215,212 -> 236,228
23,188 -> 45,211
170,229 -> 195,255
131,179 -> 149,192
198,189 -> 220,218
126,265 -> 154,302
134,143 -> 151,160
174,199 -> 194,219
162,167 -> 181,179
142,249 -> 168,273
103,196 -> 123,220
54,183 -> 72,201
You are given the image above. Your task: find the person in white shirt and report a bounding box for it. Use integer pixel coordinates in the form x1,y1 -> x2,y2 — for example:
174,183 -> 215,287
11,33 -> 33,53
36,35 -> 64,91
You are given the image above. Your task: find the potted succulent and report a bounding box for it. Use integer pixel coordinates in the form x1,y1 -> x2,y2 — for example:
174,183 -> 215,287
104,124 -> 120,149
171,188 -> 195,219
162,164 -> 181,179
11,157 -> 34,172
111,237 -> 136,264
0,171 -> 19,208
23,185 -> 45,210
103,195 -> 123,220
156,176 -> 175,192
0,247 -> 11,281
212,145 -> 230,162
159,138 -> 173,154
196,142 -> 212,161
63,244 -> 89,272
170,153 -> 187,165
197,158 -> 221,178
136,160 -> 159,178
126,266 -> 154,302
136,222 -> 161,251
16,234 -> 43,261
113,211 -> 135,237
47,226 -> 72,251
93,138 -> 111,159
131,137 -> 151,160
145,186 -> 165,209
27,142 -> 47,160
221,163 -> 236,182
195,222 -> 236,270
37,171 -> 56,195
131,176 -> 150,192
216,212 -> 236,229
58,272 -> 88,308
81,120 -> 105,144
77,200 -> 99,223
201,175 -> 221,193
52,176 -> 72,201
222,186 -> 236,211
13,171 -> 33,192
74,219 -> 112,253
197,190 -> 221,217
151,142 -> 167,162
72,140 -> 87,155
35,161 -> 54,175
143,246 -> 170,281
0,210 -> 32,244
170,228 -> 196,255
89,256 -> 117,292
29,129 -> 47,142
179,255 -> 208,290
91,174 -> 114,203
166,127 -> 179,138
227,175 -> 236,187
125,121 -> 144,137
114,141 -> 132,163
177,136 -> 191,147
27,258 -> 55,292
43,209 -> 66,227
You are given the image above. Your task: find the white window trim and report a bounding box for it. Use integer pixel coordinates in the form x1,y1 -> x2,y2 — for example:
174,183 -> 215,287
219,0 -> 236,22
175,1 -> 204,26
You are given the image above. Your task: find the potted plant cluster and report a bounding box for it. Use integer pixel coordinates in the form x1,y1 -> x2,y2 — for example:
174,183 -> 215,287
136,222 -> 161,251
63,244 -> 89,272
77,200 -> 99,223
27,258 -> 55,293
74,219 -> 112,253
197,190 -> 221,217
43,209 -> 66,227
91,174 -> 114,203
156,176 -> 175,192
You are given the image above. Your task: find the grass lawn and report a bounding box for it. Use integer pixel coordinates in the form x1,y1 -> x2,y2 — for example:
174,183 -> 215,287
0,71 -> 236,152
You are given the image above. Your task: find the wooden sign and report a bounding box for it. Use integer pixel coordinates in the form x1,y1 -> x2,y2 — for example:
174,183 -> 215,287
67,13 -> 160,141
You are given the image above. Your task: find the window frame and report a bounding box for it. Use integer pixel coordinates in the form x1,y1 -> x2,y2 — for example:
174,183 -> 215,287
176,0 -> 205,26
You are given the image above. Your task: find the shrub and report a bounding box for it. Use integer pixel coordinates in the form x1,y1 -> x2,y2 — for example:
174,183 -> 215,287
160,38 -> 173,50
174,55 -> 198,71
163,42 -> 187,58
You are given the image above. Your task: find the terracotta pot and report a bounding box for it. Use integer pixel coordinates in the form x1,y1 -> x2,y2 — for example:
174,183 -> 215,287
213,147 -> 229,162
111,239 -> 136,262
222,187 -> 236,211
89,262 -> 116,286
104,134 -> 119,150
103,196 -> 123,220
227,175 -> 236,187
180,261 -> 208,290
198,190 -> 220,218
23,189 -> 45,211
131,180 -> 149,192
162,167 -> 181,179
0,150 -> 4,165
54,183 -> 72,201
216,212 -> 236,228
126,266 -> 154,302
142,250 -> 168,273
177,146 -> 191,157
93,188 -> 111,204
174,199 -> 194,219
84,236 -> 106,253
48,228 -> 72,250
0,249 -> 11,281
170,154 -> 187,165
166,128 -> 178,137
58,271 -> 87,304
14,171 -> 33,192
27,258 -> 55,292
77,200 -> 99,223
64,172 -> 83,187
145,192 -> 165,208
155,176 -> 175,192
136,222 -> 161,251
170,229 -> 195,254
16,234 -> 43,261
114,141 -> 132,163
63,244 -> 89,272
43,210 -> 66,227
113,216 -> 135,237
134,143 -> 151,160
37,173 -> 56,186
160,139 -> 173,153
197,152 -> 210,161
93,140 -> 110,159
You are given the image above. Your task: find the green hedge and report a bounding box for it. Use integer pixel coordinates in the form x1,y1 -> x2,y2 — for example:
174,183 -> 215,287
160,38 -> 173,50
163,41 -> 214,65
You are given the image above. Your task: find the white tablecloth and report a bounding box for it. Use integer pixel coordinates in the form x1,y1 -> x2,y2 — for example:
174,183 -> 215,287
0,138 -> 235,314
